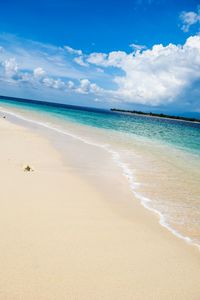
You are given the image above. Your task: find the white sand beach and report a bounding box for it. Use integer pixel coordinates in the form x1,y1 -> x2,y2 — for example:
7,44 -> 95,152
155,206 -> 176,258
0,117 -> 200,300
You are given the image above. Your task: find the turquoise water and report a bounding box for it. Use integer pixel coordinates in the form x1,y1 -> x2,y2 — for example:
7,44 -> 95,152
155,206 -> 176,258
0,98 -> 200,156
0,97 -> 200,247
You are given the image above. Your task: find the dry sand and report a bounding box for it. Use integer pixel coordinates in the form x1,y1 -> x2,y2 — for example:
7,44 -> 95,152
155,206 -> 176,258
0,117 -> 200,300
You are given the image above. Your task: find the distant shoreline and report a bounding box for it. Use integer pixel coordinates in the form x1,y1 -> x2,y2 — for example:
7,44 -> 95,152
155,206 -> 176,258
111,108 -> 200,124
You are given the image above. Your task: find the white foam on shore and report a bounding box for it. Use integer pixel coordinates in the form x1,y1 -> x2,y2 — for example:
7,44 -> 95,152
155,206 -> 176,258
1,106 -> 199,250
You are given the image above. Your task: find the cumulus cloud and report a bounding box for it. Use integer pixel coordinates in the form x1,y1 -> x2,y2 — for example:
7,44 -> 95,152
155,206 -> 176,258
3,58 -> 18,77
87,53 -> 108,66
67,80 -> 75,89
86,36 -> 200,105
76,79 -> 102,94
87,51 -> 129,69
0,49 -> 101,96
1,33 -> 200,110
0,34 -> 86,80
180,6 -> 200,32
42,77 -> 65,89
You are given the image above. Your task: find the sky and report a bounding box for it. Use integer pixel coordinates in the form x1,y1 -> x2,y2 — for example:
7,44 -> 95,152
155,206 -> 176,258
0,0 -> 200,115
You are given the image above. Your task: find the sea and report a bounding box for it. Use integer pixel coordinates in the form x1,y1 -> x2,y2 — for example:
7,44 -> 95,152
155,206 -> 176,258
0,97 -> 200,248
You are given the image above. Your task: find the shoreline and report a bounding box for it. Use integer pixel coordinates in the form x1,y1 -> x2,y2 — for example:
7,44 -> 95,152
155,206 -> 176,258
1,106 -> 200,249
0,116 -> 200,299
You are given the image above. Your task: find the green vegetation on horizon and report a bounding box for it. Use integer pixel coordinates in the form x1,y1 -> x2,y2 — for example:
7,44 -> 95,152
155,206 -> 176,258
111,109 -> 200,123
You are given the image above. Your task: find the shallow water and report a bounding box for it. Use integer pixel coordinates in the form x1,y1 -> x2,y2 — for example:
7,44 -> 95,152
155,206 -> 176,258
1,98 -> 200,247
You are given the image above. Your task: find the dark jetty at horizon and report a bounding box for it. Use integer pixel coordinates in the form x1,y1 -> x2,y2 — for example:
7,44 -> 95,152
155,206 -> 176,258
0,94 -> 199,123
111,108 -> 200,123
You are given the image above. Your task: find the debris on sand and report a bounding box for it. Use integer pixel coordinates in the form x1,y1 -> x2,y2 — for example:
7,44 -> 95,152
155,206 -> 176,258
23,165 -> 34,172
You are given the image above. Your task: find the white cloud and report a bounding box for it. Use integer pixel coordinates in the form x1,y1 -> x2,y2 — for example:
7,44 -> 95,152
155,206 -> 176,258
0,41 -> 103,95
33,67 -> 46,78
87,53 -> 108,66
65,45 -> 83,56
87,35 -> 200,105
3,58 -> 18,77
87,51 -> 129,68
0,34 -> 86,80
42,77 -> 65,89
180,7 -> 200,32
67,80 -> 75,89
76,79 -> 91,93
1,33 -> 200,110
74,56 -> 88,67
76,79 -> 102,94
89,82 -> 102,93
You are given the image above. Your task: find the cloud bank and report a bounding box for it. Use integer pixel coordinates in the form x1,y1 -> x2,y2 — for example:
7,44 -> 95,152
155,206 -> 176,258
85,36 -> 200,106
0,33 -> 200,111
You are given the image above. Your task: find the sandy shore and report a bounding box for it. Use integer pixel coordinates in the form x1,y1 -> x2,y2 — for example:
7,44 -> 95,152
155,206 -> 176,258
0,117 -> 200,300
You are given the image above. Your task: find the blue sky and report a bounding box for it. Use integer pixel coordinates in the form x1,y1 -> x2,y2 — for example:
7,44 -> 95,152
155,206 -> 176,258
0,0 -> 200,114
